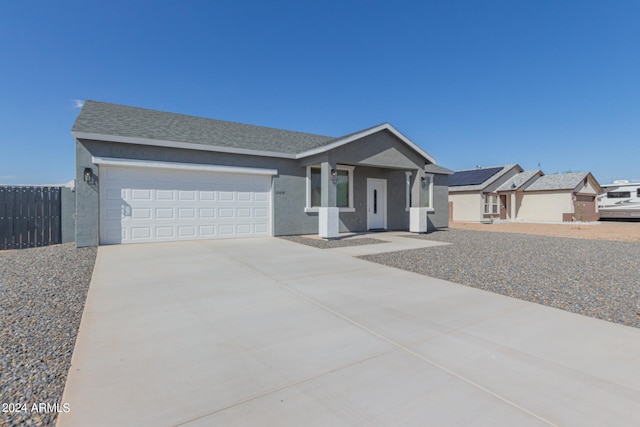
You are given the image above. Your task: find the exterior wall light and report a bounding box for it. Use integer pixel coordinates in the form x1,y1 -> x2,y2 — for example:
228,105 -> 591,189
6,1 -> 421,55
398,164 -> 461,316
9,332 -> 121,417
420,176 -> 426,188
331,168 -> 338,184
84,167 -> 94,184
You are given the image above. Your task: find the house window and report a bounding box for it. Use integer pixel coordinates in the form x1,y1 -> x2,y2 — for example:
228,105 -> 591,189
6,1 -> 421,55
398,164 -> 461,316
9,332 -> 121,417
484,194 -> 499,214
423,174 -> 433,209
306,165 -> 354,211
336,170 -> 349,207
608,191 -> 630,198
405,172 -> 412,211
310,168 -> 322,207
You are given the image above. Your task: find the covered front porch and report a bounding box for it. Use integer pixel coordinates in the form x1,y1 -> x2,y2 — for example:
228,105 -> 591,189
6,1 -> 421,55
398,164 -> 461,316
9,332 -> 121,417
286,123 -> 450,239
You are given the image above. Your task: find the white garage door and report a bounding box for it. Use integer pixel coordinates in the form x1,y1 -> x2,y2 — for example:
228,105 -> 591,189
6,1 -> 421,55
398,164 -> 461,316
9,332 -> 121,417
99,165 -> 272,244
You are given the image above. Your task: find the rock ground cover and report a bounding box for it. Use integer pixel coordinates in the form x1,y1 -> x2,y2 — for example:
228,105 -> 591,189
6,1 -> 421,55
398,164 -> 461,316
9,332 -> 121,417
1,243 -> 97,427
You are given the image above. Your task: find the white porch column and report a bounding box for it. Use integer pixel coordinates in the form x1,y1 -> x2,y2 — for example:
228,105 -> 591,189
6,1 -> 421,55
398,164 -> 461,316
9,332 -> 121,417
410,207 -> 429,233
318,161 -> 339,239
319,207 -> 340,238
510,192 -> 517,220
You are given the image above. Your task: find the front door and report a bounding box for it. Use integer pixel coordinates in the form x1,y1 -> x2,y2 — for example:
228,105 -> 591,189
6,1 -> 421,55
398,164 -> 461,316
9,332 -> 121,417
500,195 -> 507,220
367,178 -> 386,230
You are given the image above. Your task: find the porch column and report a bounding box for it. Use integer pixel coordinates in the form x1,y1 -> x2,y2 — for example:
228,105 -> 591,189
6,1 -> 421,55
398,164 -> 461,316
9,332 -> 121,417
511,192 -> 517,220
410,170 -> 429,233
318,161 -> 339,239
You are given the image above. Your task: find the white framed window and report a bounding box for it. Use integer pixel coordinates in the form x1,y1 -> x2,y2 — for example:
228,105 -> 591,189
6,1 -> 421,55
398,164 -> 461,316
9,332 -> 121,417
405,171 -> 412,211
484,193 -> 499,214
423,174 -> 434,209
305,165 -> 355,212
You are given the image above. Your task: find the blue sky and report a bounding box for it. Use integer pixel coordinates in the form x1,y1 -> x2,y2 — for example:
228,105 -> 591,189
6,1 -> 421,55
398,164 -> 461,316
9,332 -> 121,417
1,0 -> 639,185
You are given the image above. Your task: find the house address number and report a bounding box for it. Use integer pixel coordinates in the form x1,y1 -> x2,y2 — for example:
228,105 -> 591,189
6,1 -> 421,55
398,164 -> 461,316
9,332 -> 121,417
275,191 -> 286,195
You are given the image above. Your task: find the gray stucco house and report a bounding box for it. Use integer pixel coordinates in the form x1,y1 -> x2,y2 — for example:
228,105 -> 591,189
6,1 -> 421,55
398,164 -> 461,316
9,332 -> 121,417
73,101 -> 452,247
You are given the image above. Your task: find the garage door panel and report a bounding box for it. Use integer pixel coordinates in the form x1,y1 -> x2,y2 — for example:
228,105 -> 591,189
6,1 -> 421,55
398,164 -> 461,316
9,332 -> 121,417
100,166 -> 272,244
155,227 -> 175,238
132,208 -> 151,219
131,227 -> 152,239
155,208 -> 175,219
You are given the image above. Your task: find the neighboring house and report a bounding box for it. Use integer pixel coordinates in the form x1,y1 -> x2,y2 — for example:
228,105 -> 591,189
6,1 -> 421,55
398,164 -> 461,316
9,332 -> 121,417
508,172 -> 601,222
73,101 -> 452,247
495,169 -> 544,221
449,165 -> 602,223
448,164 -> 523,222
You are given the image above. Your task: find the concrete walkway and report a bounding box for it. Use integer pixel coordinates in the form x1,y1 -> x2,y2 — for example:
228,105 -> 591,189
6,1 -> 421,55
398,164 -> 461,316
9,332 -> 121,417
58,237 -> 640,427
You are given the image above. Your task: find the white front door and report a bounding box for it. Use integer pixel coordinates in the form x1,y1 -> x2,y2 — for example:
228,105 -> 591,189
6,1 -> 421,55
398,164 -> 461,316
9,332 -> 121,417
367,178 -> 387,230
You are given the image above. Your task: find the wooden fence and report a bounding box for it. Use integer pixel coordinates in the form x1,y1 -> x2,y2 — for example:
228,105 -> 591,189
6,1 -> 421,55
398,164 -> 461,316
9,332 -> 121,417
0,186 -> 62,250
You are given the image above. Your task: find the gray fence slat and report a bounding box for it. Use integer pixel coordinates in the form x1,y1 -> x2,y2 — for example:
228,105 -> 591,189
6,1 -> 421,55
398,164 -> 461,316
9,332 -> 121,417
27,187 -> 36,248
34,187 -> 44,247
15,187 -> 27,249
21,187 -> 29,248
6,188 -> 15,249
0,187 -> 6,250
50,187 -> 62,245
42,187 -> 50,245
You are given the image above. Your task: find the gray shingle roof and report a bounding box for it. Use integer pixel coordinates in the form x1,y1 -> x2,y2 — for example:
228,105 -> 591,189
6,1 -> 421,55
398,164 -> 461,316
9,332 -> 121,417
72,100 -> 337,155
449,164 -> 521,192
496,170 -> 543,191
524,172 -> 589,191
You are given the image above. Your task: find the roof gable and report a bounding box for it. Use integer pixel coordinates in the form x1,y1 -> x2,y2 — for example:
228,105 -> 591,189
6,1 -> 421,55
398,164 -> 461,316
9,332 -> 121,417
496,170 -> 543,191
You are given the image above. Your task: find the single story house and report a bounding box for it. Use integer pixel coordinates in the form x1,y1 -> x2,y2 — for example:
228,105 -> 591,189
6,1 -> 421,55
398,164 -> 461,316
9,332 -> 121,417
448,164 -> 523,222
449,165 -> 601,223
503,171 -> 601,222
73,101 -> 452,247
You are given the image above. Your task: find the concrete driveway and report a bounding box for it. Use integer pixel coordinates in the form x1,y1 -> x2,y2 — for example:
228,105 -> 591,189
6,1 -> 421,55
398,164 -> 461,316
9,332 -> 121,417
58,236 -> 640,426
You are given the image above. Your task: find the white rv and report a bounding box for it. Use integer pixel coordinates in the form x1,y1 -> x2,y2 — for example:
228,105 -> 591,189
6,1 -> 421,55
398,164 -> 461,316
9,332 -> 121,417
598,180 -> 640,219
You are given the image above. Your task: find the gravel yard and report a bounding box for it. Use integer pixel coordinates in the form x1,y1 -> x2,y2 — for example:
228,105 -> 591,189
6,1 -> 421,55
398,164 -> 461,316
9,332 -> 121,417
451,220 -> 640,242
360,229 -> 640,329
1,243 -> 97,427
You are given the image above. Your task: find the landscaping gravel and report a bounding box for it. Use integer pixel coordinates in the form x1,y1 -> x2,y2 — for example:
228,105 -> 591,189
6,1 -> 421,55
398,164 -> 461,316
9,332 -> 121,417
1,243 -> 97,427
360,229 -> 640,329
279,235 -> 387,249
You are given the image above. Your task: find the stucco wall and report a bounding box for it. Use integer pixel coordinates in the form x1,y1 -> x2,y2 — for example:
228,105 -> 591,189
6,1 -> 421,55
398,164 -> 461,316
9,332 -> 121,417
449,192 -> 482,222
517,191 -> 574,222
61,187 -> 76,243
428,173 -> 449,229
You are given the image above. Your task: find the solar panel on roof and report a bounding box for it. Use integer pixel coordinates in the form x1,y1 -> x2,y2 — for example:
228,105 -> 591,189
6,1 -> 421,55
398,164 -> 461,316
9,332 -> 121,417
449,167 -> 503,187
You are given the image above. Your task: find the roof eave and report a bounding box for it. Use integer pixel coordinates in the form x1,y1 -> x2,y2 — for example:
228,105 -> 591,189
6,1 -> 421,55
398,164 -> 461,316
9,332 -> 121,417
72,131 -> 297,159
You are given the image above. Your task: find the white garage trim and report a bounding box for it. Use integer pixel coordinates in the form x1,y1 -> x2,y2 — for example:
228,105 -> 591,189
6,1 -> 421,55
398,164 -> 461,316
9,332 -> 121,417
98,163 -> 274,245
92,156 -> 278,176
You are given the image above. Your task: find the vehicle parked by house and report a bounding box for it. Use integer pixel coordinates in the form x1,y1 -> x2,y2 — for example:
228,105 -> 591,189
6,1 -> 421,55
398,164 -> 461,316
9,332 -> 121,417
598,180 -> 640,220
